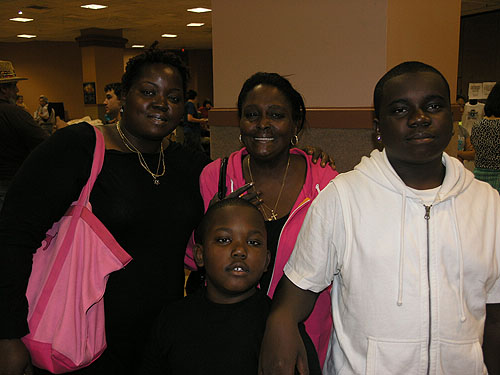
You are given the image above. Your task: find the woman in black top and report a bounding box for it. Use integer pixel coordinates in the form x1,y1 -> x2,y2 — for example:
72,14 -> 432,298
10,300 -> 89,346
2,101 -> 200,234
0,48 -> 210,374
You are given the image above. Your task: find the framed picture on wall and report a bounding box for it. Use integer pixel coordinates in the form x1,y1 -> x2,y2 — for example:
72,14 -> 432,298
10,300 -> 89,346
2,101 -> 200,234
83,82 -> 96,104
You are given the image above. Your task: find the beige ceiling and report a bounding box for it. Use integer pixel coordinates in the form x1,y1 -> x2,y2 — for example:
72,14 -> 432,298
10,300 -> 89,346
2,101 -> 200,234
0,0 -> 213,49
1,0 -> 499,50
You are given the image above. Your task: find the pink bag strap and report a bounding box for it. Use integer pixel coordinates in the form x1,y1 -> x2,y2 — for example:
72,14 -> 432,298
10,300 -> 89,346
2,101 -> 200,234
76,126 -> 105,207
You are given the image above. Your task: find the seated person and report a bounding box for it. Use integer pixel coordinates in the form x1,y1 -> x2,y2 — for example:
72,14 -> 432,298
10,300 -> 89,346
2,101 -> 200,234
140,198 -> 320,375
33,95 -> 55,134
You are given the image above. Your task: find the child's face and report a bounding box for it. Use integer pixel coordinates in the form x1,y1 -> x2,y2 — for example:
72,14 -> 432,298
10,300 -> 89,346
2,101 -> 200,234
194,205 -> 270,304
375,71 -> 453,168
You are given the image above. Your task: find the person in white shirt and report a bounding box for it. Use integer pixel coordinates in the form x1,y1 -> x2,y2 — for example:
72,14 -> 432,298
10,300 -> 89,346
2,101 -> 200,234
259,61 -> 500,375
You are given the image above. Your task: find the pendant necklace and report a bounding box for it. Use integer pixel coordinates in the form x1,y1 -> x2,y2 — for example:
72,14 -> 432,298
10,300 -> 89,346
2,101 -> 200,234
116,121 -> 165,185
247,155 -> 290,221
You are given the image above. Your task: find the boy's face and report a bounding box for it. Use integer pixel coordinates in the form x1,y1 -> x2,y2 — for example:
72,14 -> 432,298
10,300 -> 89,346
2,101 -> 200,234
374,71 -> 453,167
194,205 -> 270,304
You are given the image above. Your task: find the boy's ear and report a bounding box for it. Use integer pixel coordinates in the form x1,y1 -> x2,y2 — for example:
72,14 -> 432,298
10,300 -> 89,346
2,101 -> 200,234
193,244 -> 205,268
263,250 -> 271,272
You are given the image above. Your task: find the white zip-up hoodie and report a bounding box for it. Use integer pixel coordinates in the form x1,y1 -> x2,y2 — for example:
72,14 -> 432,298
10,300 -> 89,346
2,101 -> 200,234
285,149 -> 500,375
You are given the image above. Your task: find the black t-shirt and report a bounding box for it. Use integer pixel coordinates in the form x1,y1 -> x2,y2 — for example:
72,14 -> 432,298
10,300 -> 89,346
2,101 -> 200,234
140,288 -> 321,375
141,289 -> 271,375
0,122 -> 211,373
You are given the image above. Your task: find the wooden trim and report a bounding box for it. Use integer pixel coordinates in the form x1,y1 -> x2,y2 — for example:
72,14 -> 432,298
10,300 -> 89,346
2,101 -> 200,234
208,107 -> 375,129
208,105 -> 462,129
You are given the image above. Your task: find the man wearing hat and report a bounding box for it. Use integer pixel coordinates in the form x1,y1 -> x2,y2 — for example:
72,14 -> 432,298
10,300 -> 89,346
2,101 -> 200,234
0,60 -> 48,210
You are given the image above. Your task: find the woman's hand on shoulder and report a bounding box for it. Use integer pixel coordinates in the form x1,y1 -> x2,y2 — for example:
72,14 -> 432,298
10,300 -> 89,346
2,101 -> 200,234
0,339 -> 34,375
208,183 -> 261,208
300,146 -> 336,170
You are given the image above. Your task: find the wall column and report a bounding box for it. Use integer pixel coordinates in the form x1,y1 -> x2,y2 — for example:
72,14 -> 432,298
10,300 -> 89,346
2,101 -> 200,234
76,28 -> 127,120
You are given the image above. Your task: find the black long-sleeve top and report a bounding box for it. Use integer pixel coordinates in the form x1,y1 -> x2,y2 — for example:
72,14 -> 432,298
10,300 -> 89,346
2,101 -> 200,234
0,99 -> 48,179
0,122 -> 210,373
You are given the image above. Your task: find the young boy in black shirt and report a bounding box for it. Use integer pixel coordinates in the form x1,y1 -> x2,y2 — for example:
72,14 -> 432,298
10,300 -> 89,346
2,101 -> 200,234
140,198 -> 320,374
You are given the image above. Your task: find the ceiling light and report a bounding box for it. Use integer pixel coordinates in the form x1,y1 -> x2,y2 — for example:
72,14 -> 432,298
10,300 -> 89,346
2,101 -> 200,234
18,11 -> 23,14
161,34 -> 177,38
187,8 -> 211,13
187,23 -> 204,27
10,17 -> 34,22
80,4 -> 108,10
17,34 -> 37,38
131,45 -> 145,48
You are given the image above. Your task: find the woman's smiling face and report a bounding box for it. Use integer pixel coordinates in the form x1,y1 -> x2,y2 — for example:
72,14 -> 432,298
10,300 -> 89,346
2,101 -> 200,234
239,84 -> 297,161
375,71 -> 453,167
121,63 -> 184,143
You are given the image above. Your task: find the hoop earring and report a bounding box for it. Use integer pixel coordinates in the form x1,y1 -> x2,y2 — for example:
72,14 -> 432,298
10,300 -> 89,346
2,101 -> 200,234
290,135 -> 299,146
239,134 -> 243,145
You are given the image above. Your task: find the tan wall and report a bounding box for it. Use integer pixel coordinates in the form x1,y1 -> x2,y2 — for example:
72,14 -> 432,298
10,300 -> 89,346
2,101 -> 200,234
212,0 -> 388,108
1,42 -> 213,122
386,0 -> 461,96
0,41 -> 84,120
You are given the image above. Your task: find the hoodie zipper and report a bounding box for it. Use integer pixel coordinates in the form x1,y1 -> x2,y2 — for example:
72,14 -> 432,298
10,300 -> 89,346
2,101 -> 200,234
424,204 -> 432,375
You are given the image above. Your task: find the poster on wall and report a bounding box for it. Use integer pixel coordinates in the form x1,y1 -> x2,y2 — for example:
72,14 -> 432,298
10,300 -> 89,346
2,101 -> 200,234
482,82 -> 496,99
468,83 -> 483,100
83,82 -> 96,104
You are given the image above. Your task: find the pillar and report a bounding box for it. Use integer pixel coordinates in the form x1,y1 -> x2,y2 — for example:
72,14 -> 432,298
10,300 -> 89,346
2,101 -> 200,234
76,28 -> 127,120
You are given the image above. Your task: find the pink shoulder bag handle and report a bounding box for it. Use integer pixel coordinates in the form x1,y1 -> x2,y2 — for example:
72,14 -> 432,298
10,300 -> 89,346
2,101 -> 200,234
22,126 -> 133,373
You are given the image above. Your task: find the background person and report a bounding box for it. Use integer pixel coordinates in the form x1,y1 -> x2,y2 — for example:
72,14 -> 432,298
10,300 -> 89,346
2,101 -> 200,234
0,48 -> 211,375
33,95 -> 55,135
183,89 -> 208,152
0,60 -> 48,211
185,72 -> 338,369
15,95 -> 29,113
103,82 -> 122,124
471,82 -> 500,193
198,98 -> 212,119
259,62 -> 500,375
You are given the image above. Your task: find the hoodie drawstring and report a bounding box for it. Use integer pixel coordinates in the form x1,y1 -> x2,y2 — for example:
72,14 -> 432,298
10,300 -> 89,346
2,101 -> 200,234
451,196 -> 467,322
397,192 -> 406,306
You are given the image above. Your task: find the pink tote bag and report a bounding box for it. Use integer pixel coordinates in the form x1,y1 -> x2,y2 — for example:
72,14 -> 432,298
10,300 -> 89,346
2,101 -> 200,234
22,126 -> 132,373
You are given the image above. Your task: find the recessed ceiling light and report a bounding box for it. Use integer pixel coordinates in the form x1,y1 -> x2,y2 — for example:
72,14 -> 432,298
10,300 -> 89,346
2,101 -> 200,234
10,17 -> 34,22
18,11 -> 23,14
187,8 -> 211,13
17,34 -> 37,38
131,45 -> 145,48
161,34 -> 177,38
187,23 -> 204,27
81,4 -> 108,10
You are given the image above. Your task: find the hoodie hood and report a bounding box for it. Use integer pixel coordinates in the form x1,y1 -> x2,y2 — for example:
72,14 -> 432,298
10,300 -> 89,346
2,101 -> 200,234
354,149 -> 475,203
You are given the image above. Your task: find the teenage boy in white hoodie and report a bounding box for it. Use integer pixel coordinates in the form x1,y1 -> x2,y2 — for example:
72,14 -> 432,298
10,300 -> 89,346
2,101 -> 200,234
259,61 -> 500,375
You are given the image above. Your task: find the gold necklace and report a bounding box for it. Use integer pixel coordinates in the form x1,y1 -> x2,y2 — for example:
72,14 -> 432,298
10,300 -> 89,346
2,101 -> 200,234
247,155 -> 290,221
116,121 -> 165,185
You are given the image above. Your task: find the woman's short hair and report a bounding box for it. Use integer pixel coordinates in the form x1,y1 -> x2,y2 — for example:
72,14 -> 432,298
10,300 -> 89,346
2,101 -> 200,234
121,48 -> 189,98
485,82 -> 500,117
237,72 -> 306,133
373,61 -> 450,119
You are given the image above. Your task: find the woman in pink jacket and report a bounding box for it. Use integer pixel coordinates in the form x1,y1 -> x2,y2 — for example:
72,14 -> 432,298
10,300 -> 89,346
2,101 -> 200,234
186,72 -> 338,368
